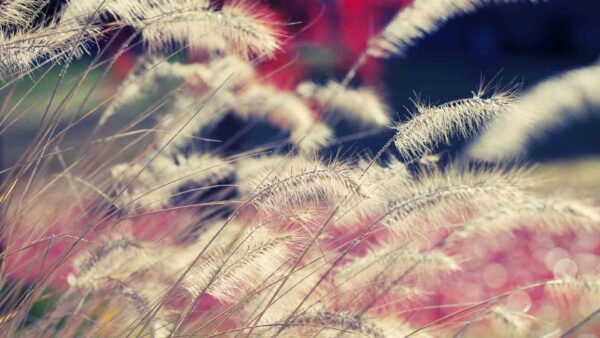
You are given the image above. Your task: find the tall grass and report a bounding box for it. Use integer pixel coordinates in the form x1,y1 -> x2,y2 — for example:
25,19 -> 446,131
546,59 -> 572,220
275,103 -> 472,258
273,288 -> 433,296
0,0 -> 599,337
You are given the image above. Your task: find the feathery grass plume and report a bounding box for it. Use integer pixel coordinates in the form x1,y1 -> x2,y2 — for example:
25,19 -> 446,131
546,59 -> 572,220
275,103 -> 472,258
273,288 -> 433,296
382,166 -> 534,232
368,0 -> 542,58
100,56 -> 208,126
182,227 -> 296,303
470,63 -> 600,161
0,14 -> 100,73
247,157 -> 367,214
111,281 -> 173,338
451,196 -> 600,240
64,0 -> 280,59
100,55 -> 165,126
546,276 -> 600,293
271,311 -> 430,338
234,155 -> 291,193
533,157 -> 600,203
489,306 -> 534,337
61,0 -> 186,25
248,265 -> 325,325
145,55 -> 256,154
236,155 -> 316,202
545,276 -> 600,305
153,56 -> 254,153
69,274 -> 173,337
392,88 -> 515,161
357,157 -> 412,200
194,54 -> 255,89
164,218 -> 251,268
204,0 -> 281,59
236,155 -> 382,227
0,0 -> 40,26
68,235 -> 149,290
290,122 -> 332,153
102,55 -> 253,126
111,152 -> 234,210
336,244 -> 460,293
114,281 -> 151,316
297,81 -> 390,127
143,0 -> 280,59
155,91 -> 235,154
236,84 -> 333,152
235,155 -> 367,225
267,309 -> 388,338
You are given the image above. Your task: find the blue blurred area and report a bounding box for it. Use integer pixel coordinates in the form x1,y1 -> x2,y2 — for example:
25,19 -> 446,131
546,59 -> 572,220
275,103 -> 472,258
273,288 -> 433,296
374,0 -> 600,161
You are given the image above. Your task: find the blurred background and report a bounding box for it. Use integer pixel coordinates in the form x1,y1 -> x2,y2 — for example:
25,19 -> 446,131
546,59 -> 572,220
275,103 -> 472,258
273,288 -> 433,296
1,0 -> 600,169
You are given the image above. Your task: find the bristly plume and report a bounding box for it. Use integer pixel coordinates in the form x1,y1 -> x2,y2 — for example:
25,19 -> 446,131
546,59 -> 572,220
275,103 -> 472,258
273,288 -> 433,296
111,280 -> 174,338
392,89 -> 515,161
144,0 -> 281,59
236,84 -> 332,152
156,91 -> 236,155
62,0 -> 196,25
382,166 -> 534,232
545,275 -> 600,304
99,57 -> 210,126
0,14 -> 100,73
273,310 -> 389,338
247,157 -> 367,215
489,306 -> 533,337
68,235 -> 150,290
469,63 -> 600,161
336,245 -> 460,292
235,155 -> 292,194
0,0 -> 39,26
152,56 -> 255,153
368,0 -> 542,58
182,227 -> 296,303
239,156 -> 378,227
297,81 -> 390,127
451,196 -> 600,240
101,55 -> 253,126
357,156 -> 412,200
196,54 -> 255,90
64,0 -> 281,59
112,153 -> 234,210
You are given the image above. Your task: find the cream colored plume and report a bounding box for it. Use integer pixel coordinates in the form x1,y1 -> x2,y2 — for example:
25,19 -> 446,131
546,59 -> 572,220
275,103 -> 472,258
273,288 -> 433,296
452,196 -> 600,240
470,63 -> 600,161
182,227 -> 296,303
297,81 -> 390,127
336,244 -> 460,292
0,14 -> 99,73
0,0 -> 39,26
244,157 -> 366,215
111,153 -> 234,210
393,89 -> 514,161
64,0 -> 280,59
382,166 -> 534,233
236,84 -> 332,152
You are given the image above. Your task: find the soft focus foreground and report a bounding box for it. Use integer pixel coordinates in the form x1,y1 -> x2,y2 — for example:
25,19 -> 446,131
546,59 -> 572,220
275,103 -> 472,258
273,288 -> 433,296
0,1 -> 599,337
